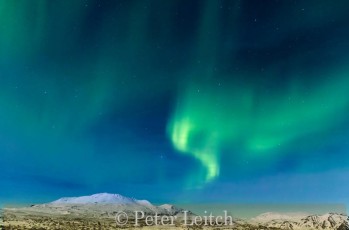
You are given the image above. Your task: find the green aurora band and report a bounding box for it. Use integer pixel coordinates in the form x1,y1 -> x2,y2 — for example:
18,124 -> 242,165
164,0 -> 349,186
168,63 -> 349,185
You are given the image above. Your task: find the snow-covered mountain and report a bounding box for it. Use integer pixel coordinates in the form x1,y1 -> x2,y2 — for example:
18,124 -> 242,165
251,212 -> 349,230
298,213 -> 349,230
14,193 -> 189,219
51,193 -> 148,205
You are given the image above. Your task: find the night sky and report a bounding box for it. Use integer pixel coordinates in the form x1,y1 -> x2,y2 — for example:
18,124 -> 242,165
1,0 -> 349,206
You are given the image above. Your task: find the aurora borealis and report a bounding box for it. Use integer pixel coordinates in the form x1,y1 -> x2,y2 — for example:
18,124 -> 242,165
168,62 -> 349,185
1,0 -> 349,206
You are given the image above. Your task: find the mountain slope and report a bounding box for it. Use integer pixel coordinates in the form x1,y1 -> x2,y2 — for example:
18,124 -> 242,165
8,193 -> 188,219
252,212 -> 349,230
50,193 -> 146,205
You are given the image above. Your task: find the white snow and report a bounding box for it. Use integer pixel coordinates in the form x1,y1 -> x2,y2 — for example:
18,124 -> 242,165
251,212 -> 349,229
50,193 -> 147,205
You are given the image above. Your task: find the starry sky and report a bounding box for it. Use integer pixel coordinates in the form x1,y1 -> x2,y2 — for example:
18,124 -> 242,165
1,0 -> 349,207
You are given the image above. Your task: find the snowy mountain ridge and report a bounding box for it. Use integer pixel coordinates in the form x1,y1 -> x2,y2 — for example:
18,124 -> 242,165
20,193 -> 188,218
50,192 -> 147,205
252,212 -> 349,230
